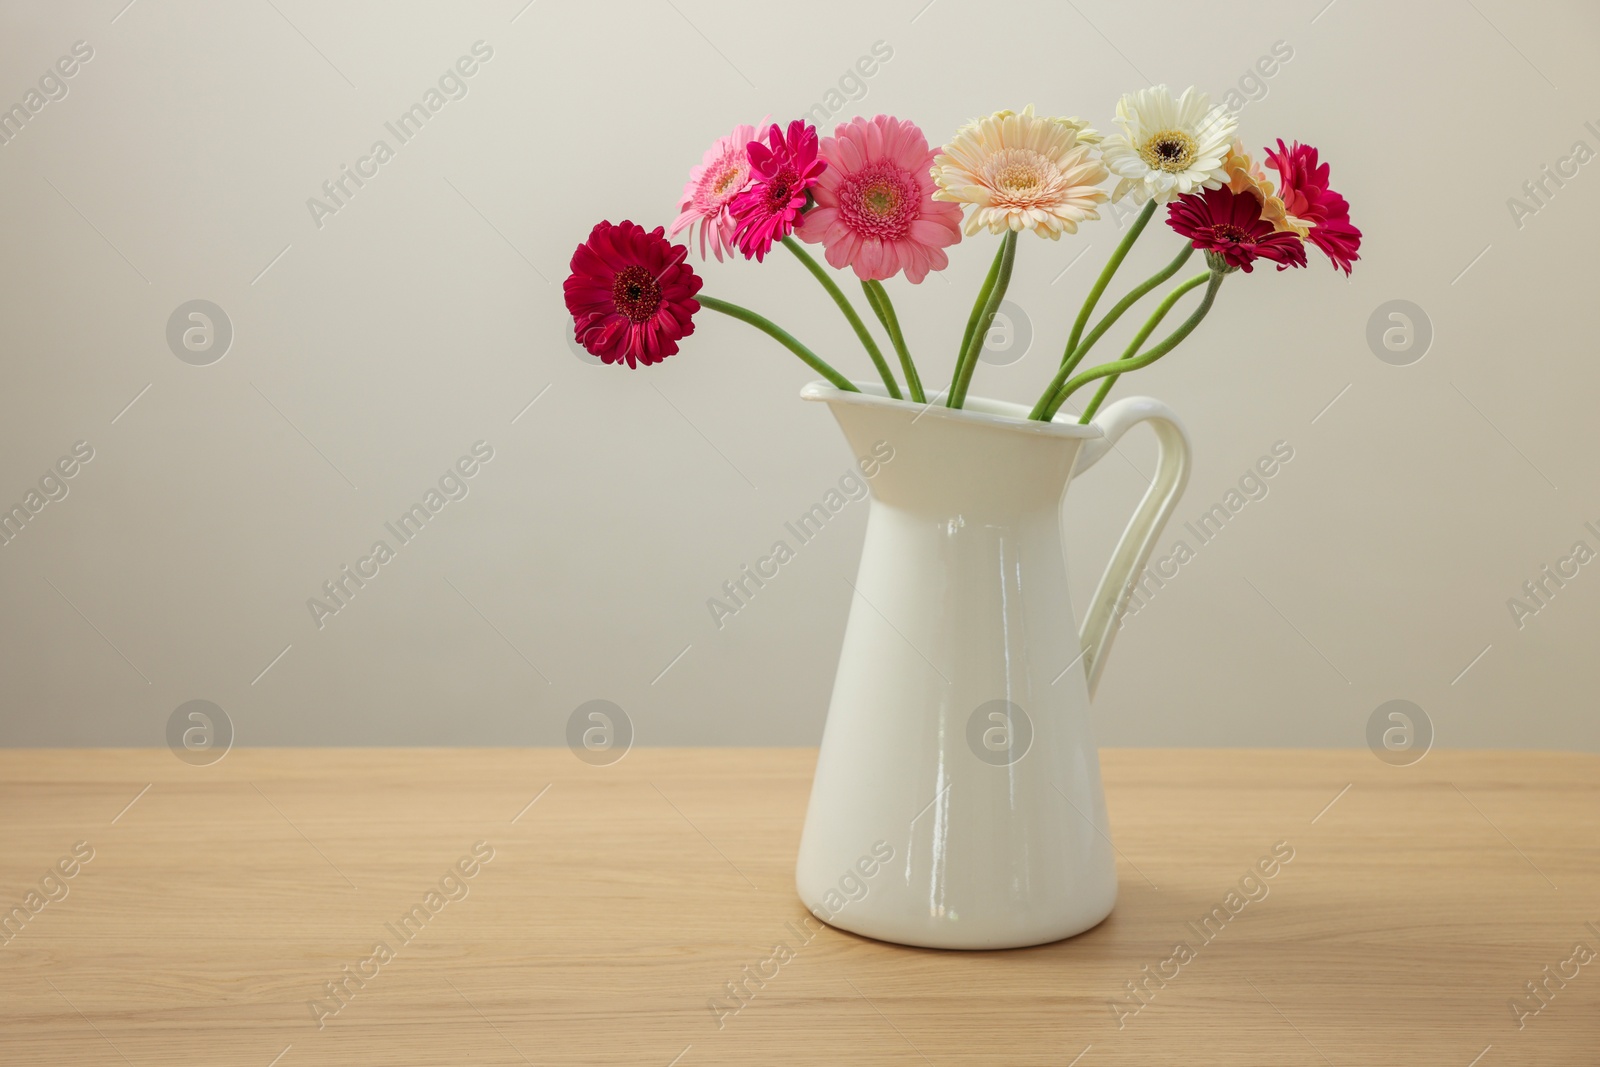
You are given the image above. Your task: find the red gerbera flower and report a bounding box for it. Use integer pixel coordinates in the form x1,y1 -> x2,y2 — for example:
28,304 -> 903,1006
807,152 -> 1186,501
564,220 -> 702,368
1265,140 -> 1361,275
729,120 -> 826,261
1167,186 -> 1308,273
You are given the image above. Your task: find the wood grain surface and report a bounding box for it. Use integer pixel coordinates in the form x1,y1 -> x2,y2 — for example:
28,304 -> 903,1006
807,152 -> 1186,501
0,748 -> 1595,1065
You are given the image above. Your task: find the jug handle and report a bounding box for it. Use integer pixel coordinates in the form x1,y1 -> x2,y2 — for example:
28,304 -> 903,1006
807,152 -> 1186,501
1069,396 -> 1192,699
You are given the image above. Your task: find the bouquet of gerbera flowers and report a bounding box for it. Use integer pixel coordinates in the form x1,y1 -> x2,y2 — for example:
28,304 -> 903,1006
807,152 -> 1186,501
564,85 -> 1360,423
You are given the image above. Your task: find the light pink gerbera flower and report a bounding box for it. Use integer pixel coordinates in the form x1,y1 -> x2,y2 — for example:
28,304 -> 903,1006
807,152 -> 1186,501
795,114 -> 962,284
669,122 -> 759,261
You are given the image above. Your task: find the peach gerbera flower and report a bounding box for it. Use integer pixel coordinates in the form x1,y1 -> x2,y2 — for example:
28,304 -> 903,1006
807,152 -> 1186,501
930,105 -> 1109,239
1220,140 -> 1298,236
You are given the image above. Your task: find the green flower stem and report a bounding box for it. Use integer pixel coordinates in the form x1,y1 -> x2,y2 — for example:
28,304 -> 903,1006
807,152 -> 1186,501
1038,270 -> 1222,422
956,238 -> 1008,384
782,236 -> 901,399
950,230 -> 1018,408
1061,243 -> 1195,378
699,294 -> 858,392
863,279 -> 924,403
1077,372 -> 1123,424
1029,243 -> 1196,419
1061,199 -> 1156,368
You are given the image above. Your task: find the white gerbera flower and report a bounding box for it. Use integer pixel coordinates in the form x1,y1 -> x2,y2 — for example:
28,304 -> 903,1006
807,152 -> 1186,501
1100,85 -> 1237,204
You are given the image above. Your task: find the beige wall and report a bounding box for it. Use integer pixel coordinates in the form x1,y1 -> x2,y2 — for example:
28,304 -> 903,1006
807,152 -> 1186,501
1,0 -> 1596,749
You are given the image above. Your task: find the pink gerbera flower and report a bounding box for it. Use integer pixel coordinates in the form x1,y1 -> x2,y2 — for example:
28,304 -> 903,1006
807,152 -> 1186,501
669,122 -> 759,262
1167,186 -> 1307,273
1265,140 -> 1361,275
796,114 -> 962,283
564,220 -> 702,368
729,120 -> 826,261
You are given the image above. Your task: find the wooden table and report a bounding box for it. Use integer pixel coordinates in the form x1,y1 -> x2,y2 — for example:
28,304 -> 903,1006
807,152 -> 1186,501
1,749 -> 1596,1065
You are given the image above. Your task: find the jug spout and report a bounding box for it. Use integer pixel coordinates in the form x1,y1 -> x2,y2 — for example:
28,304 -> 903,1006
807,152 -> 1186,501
800,381 -> 1099,517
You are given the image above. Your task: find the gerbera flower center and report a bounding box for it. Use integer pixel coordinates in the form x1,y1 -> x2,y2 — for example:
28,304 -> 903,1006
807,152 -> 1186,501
765,167 -> 799,209
980,148 -> 1062,210
710,164 -> 745,199
611,264 -> 662,323
1140,129 -> 1199,173
997,163 -> 1041,193
863,182 -> 900,216
837,163 -> 920,240
1211,223 -> 1250,244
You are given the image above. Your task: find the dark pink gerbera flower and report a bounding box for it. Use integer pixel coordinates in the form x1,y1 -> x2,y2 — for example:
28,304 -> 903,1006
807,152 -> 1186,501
1167,185 -> 1308,273
1265,140 -> 1361,275
729,120 -> 826,261
564,220 -> 701,368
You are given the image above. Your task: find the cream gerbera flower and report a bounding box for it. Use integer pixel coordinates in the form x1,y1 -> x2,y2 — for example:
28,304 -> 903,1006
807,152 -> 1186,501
931,105 -> 1109,239
1053,116 -> 1102,145
1101,85 -> 1237,204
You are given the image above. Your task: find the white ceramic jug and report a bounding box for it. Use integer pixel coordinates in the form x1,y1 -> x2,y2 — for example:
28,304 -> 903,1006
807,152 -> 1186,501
795,380 -> 1191,949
